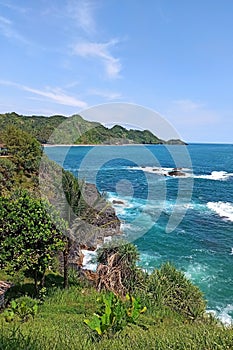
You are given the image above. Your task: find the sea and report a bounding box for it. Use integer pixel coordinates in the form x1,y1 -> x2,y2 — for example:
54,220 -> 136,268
44,143 -> 233,325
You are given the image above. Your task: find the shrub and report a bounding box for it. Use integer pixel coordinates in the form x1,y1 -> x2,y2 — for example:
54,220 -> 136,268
4,296 -> 38,322
96,239 -> 144,296
147,262 -> 206,320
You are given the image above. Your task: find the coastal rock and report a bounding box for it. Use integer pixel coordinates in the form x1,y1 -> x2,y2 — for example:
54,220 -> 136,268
168,170 -> 186,177
66,182 -> 122,270
112,199 -> 125,205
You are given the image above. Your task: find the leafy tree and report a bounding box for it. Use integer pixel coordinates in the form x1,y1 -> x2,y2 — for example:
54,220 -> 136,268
3,126 -> 42,175
0,158 -> 16,194
0,191 -> 66,293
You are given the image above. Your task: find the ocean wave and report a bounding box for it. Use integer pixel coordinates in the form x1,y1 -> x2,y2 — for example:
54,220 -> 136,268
81,249 -> 97,271
195,171 -> 233,181
207,201 -> 233,222
130,166 -> 233,181
129,166 -> 192,177
184,262 -> 209,282
207,305 -> 233,326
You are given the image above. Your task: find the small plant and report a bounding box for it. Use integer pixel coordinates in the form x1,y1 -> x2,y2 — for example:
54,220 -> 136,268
84,291 -> 146,337
68,267 -> 80,287
4,296 -> 38,322
38,287 -> 47,303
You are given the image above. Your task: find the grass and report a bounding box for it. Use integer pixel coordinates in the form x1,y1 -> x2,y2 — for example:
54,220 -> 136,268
1,285 -> 233,350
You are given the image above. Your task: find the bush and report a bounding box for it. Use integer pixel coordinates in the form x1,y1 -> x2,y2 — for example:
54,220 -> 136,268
96,239 -> 144,295
147,262 -> 206,320
4,296 -> 38,323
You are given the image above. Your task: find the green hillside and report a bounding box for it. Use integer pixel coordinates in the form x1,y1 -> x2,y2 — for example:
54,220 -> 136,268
0,112 -> 185,145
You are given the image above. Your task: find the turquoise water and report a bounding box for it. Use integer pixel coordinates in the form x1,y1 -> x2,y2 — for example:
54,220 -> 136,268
44,144 -> 233,324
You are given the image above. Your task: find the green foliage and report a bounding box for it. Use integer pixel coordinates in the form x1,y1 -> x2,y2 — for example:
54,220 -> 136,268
146,262 -> 206,320
4,296 -> 38,323
97,239 -> 140,266
75,124 -> 162,145
96,239 -> 145,295
0,158 -> 16,193
68,267 -> 81,287
84,292 -> 146,337
0,286 -> 233,350
0,112 -> 66,144
0,112 -> 166,145
0,190 -> 66,292
3,126 -> 42,174
61,169 -> 84,225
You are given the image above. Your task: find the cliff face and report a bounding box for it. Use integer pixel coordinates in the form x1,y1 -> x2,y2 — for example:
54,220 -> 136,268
70,182 -> 121,250
39,157 -> 122,268
62,182 -> 122,271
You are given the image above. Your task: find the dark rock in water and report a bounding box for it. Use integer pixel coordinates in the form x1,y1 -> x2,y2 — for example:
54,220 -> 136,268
112,199 -> 125,205
168,170 -> 186,176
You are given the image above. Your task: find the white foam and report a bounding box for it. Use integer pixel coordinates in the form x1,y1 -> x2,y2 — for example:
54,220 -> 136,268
196,171 -> 233,181
185,263 -> 208,282
104,236 -> 112,244
133,168 -> 233,181
207,202 -> 233,222
217,305 -> 233,326
81,249 -> 97,271
120,222 -> 132,231
129,166 -> 192,177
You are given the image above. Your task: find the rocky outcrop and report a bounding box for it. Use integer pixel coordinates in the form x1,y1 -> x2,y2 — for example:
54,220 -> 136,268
66,182 -> 122,269
168,169 -> 186,176
112,199 -> 125,205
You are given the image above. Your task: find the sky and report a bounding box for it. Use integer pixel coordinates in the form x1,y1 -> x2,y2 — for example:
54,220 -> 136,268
0,0 -> 233,143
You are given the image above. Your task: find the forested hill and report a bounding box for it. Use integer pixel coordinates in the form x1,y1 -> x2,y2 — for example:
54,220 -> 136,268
0,112 -> 186,145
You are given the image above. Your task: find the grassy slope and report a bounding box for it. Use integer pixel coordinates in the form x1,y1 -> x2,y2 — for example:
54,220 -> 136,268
1,285 -> 233,350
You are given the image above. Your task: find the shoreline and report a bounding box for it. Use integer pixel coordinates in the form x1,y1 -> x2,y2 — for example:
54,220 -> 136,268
43,143 -> 164,147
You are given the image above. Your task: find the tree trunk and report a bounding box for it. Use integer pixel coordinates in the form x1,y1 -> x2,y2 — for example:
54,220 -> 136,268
40,271 -> 46,288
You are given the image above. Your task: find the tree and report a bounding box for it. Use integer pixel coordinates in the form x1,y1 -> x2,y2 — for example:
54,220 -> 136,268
3,126 -> 42,175
0,158 -> 16,194
61,170 -> 84,288
0,191 -> 66,294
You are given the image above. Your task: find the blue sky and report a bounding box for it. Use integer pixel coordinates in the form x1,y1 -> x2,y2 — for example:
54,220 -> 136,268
0,0 -> 233,142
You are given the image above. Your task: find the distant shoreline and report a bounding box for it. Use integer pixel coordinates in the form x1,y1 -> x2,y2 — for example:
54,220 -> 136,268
43,143 -> 166,147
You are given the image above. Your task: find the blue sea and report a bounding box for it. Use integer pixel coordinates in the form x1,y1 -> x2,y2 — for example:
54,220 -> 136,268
44,144 -> 233,324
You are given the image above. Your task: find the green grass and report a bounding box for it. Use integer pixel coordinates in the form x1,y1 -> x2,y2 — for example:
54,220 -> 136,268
1,286 -> 233,350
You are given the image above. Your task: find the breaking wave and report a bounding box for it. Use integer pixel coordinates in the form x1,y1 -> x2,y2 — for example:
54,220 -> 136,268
195,171 -> 233,181
207,201 -> 233,222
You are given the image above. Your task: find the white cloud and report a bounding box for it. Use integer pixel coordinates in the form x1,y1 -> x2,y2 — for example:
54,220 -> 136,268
89,89 -> 122,100
0,2 -> 29,14
172,99 -> 204,112
67,0 -> 96,34
0,15 -> 29,44
0,80 -> 88,108
169,99 -> 219,126
73,39 -> 122,78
